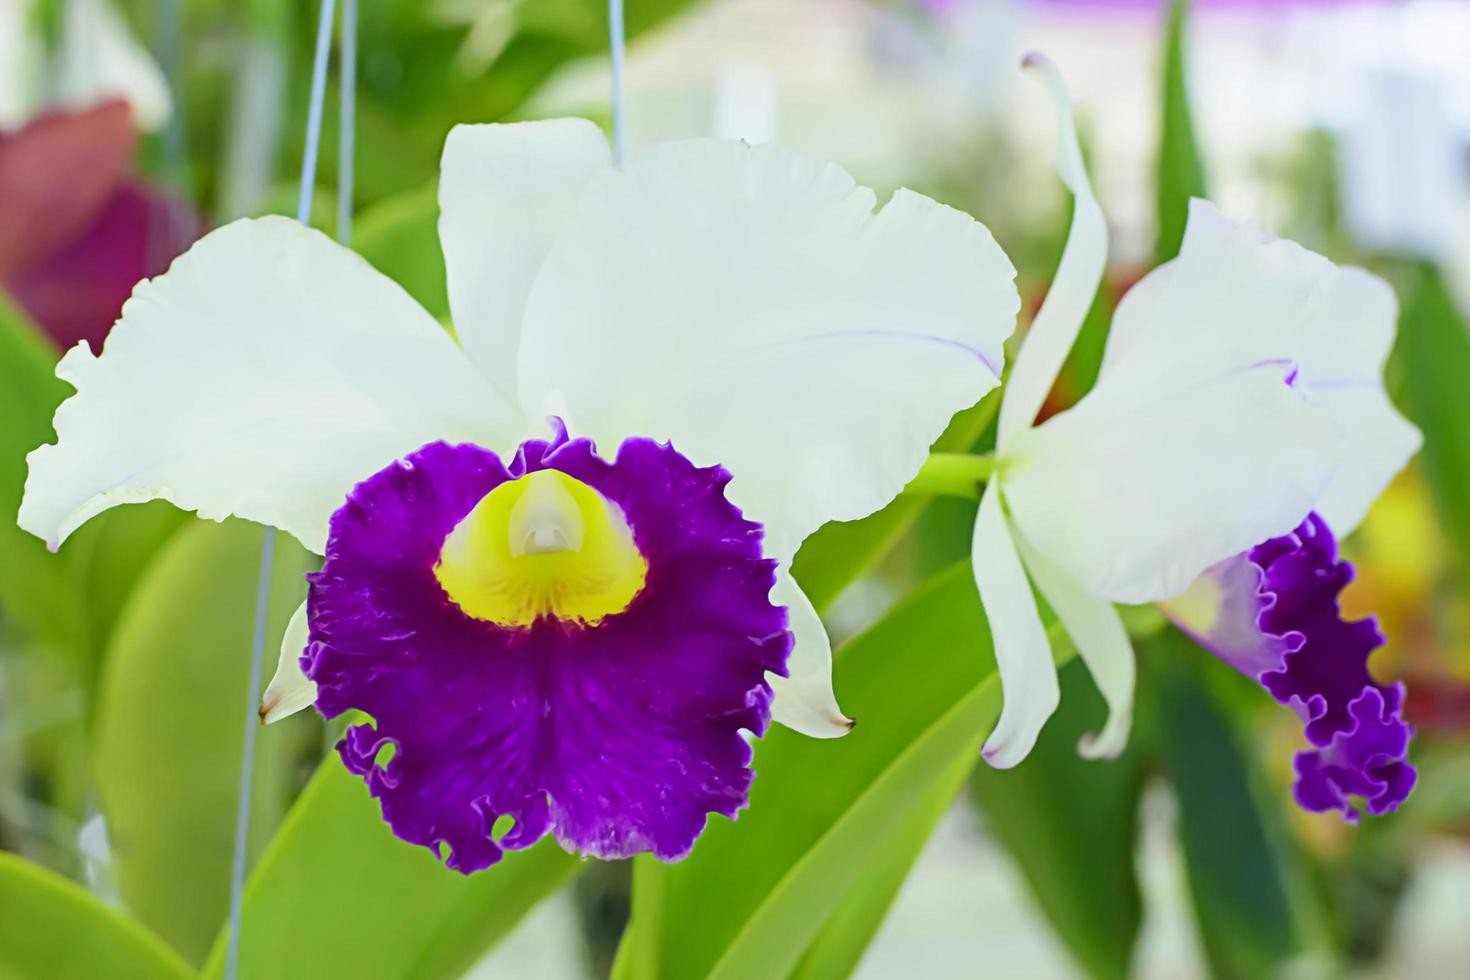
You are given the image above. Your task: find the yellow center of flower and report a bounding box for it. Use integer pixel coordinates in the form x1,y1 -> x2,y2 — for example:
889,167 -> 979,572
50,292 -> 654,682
434,469 -> 647,627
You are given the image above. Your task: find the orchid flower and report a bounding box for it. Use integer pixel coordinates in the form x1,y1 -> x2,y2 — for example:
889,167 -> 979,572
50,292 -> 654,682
18,121 -> 1020,871
975,57 -> 1421,819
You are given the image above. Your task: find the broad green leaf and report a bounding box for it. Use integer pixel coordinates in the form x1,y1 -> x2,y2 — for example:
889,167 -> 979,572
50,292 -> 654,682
94,520 -> 314,966
0,299 -> 185,690
612,563 -> 1075,980
59,503 -> 191,694
1146,631 -> 1297,979
0,851 -> 193,980
200,759 -> 581,980
790,750 -> 974,980
1395,262 -> 1470,574
969,660 -> 1143,980
353,180 -> 448,321
1155,0 -> 1207,265
792,394 -> 998,612
0,297 -> 87,660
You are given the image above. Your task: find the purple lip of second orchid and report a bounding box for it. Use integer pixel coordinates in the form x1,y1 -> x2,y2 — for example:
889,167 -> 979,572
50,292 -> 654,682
303,423 -> 791,873
1167,514 -> 1415,821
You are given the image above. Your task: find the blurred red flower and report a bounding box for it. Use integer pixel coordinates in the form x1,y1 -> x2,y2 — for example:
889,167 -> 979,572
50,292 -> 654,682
0,100 -> 195,351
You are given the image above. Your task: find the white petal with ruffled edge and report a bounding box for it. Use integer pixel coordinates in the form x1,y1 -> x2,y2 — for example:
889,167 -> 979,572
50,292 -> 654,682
973,486 -> 1057,769
767,570 -> 853,739
1295,265 -> 1421,535
516,138 -> 1018,561
1002,360 -> 1342,605
260,600 -> 314,724
20,217 -> 519,554
439,119 -> 611,405
1098,201 -> 1418,540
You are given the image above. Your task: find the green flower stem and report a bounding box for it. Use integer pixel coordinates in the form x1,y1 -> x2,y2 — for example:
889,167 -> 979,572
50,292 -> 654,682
903,453 -> 995,500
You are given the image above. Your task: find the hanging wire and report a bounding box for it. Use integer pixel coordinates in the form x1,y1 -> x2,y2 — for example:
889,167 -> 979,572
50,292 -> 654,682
608,0 -> 626,165
151,0 -> 194,263
337,0 -> 357,247
224,2 -> 341,978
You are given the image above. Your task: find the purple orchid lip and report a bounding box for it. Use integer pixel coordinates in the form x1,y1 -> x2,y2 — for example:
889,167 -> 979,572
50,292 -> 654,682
304,423 -> 791,872
1166,513 -> 1415,821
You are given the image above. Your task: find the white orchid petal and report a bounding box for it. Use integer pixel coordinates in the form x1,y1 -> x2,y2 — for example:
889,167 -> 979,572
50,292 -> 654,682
973,485 -> 1058,769
1003,361 -> 1340,605
996,53 -> 1107,452
260,600 -> 314,725
439,120 -> 611,404
59,0 -> 172,130
518,138 -> 1017,560
1299,266 -> 1422,535
1014,533 -> 1133,759
768,570 -> 853,739
1312,384 -> 1422,535
1002,196 -> 1418,604
20,217 -> 518,553
1104,200 -> 1395,388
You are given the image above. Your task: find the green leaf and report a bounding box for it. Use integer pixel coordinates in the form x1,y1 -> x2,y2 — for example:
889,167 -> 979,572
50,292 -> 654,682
0,299 -> 185,690
792,394 -> 998,612
0,851 -> 193,980
1145,630 -> 1297,979
790,750 -> 974,980
612,563 -> 1075,980
1155,0 -> 1207,265
199,759 -> 581,980
0,297 -> 88,660
1395,262 -> 1470,573
969,660 -> 1144,980
93,520 -> 314,966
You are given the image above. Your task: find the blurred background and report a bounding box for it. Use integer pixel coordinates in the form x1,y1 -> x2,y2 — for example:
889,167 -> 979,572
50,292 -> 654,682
1,0 -> 1468,977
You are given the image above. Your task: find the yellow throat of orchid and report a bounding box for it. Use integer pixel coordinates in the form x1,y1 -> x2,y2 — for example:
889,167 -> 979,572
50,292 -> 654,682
434,469 -> 647,627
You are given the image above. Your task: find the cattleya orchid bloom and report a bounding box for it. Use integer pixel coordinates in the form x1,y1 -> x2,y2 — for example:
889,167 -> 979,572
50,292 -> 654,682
19,121 -> 1020,870
975,57 -> 1421,819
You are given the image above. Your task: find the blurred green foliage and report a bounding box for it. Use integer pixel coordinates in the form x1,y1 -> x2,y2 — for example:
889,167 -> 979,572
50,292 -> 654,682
612,564 -> 1074,978
94,521 -> 313,965
198,762 -> 579,980
0,851 -> 192,980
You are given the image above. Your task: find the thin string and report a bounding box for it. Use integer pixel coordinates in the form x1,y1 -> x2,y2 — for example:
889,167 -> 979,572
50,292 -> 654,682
293,0 -> 338,227
337,0 -> 357,246
608,0 -> 626,165
224,2 -> 338,978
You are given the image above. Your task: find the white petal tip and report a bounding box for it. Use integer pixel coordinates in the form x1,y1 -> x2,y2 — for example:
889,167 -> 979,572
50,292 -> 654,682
980,739 -> 1027,770
786,712 -> 856,740
1020,51 -> 1052,72
1076,711 -> 1133,760
1076,732 -> 1125,761
258,688 -> 314,725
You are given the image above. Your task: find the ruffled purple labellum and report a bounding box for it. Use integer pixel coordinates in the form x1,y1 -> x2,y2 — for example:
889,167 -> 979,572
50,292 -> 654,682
1163,514 -> 1415,821
305,423 -> 790,872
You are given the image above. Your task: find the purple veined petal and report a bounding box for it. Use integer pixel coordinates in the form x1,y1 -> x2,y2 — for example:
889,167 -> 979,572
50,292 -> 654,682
1162,513 -> 1415,821
306,424 -> 791,873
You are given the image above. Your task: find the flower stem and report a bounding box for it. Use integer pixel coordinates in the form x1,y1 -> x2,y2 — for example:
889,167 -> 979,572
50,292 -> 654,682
903,453 -> 995,500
